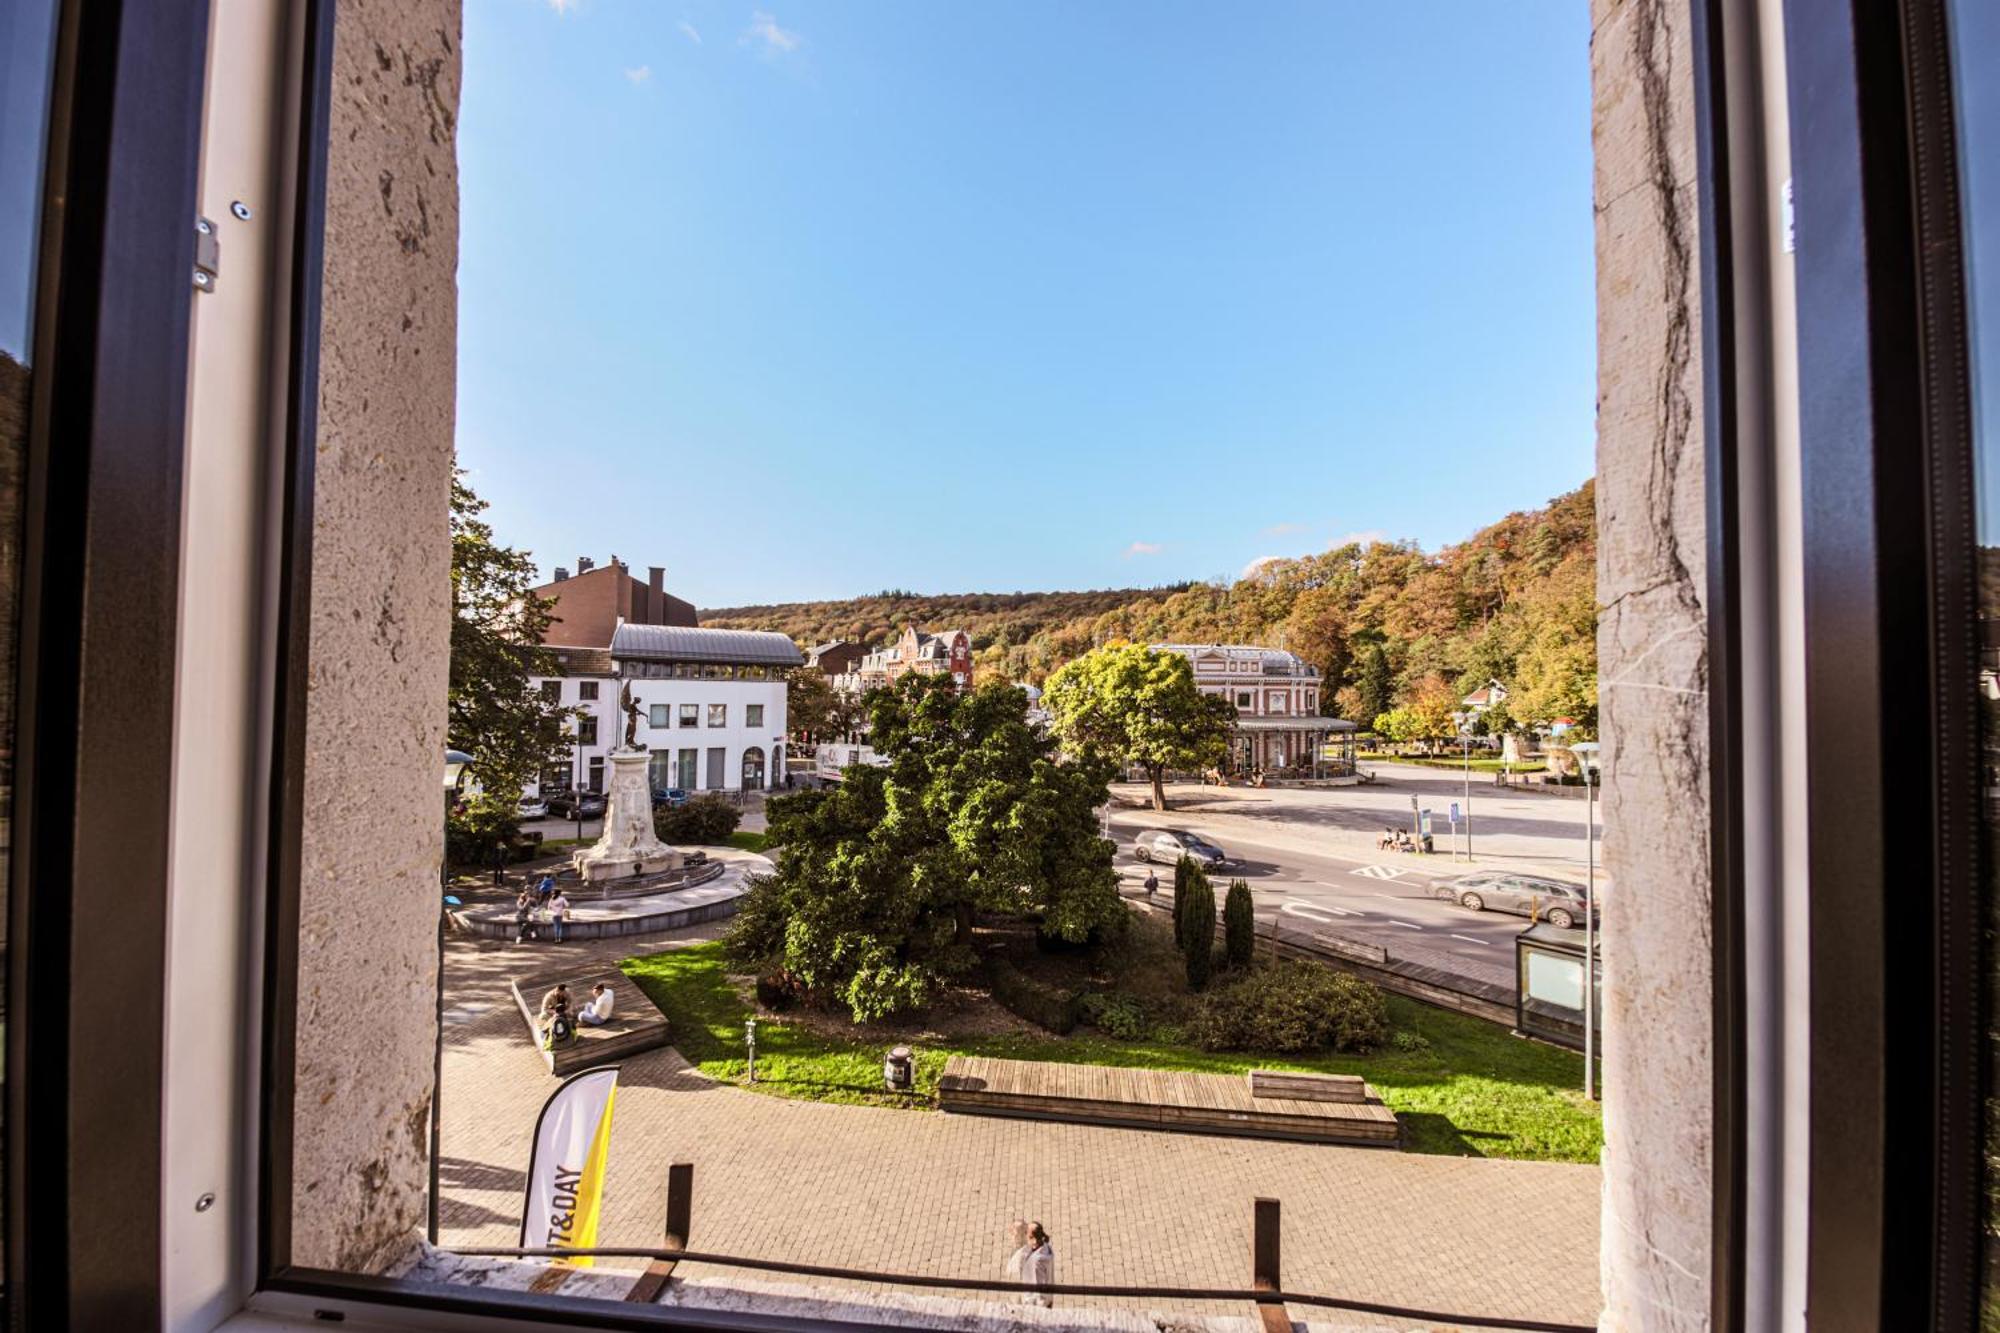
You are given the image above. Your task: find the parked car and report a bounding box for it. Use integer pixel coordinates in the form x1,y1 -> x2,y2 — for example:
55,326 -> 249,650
545,789 -> 605,820
1131,828 -> 1230,868
652,787 -> 690,808
515,795 -> 548,820
1435,872 -> 1595,929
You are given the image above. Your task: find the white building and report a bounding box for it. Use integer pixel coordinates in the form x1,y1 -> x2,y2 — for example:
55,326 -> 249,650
531,625 -> 802,796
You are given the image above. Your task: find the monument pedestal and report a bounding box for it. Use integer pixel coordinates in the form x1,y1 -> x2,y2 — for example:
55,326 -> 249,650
573,748 -> 682,885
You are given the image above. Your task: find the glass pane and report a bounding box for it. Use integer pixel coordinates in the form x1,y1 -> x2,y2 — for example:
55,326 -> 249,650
0,0 -> 59,1298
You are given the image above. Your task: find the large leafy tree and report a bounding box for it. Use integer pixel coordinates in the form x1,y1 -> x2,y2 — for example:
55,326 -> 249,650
729,675 -> 1121,1020
785,665 -> 863,744
1041,643 -> 1234,811
448,474 -> 572,798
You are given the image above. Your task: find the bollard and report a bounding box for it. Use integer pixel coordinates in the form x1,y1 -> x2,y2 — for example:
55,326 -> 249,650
744,1017 -> 758,1084
1251,1197 -> 1289,1333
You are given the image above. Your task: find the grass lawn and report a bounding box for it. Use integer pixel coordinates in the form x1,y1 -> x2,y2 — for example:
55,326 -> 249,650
725,830 -> 771,853
1358,752 -> 1547,774
621,941 -> 1601,1164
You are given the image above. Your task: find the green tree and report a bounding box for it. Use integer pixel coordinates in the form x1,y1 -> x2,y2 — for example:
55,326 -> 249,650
1042,643 -> 1235,811
724,675 -> 1121,1020
1178,866 -> 1216,990
785,665 -> 861,743
1223,879 -> 1255,969
447,474 -> 572,799
1352,644 -> 1393,730
1172,854 -> 1199,939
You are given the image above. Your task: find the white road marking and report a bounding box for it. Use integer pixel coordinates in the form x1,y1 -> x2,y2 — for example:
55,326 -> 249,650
1388,919 -> 1422,930
1451,933 -> 1493,946
1352,864 -> 1406,880
1370,892 -> 1402,901
1280,901 -> 1358,922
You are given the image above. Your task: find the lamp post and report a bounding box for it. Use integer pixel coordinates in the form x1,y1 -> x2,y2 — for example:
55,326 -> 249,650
1452,713 -> 1474,862
1571,740 -> 1601,1102
431,749 -> 472,1242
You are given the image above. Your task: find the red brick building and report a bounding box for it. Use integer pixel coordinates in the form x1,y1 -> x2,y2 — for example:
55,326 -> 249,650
533,556 -> 697,648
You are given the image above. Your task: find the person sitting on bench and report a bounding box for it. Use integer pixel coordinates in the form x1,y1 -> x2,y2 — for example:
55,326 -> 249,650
577,982 -> 616,1028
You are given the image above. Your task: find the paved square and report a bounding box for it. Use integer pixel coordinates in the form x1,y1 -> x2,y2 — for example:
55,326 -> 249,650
439,926 -> 1601,1328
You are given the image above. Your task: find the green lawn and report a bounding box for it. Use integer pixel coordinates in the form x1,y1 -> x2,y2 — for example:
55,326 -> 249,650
1358,752 -> 1547,774
621,941 -> 1601,1163
726,830 -> 771,853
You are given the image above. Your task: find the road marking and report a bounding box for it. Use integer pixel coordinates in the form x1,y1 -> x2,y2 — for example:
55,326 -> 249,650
1352,864 -> 1406,880
1388,919 -> 1422,930
1451,934 -> 1492,947
1281,901 -> 1358,922
1370,892 -> 1403,901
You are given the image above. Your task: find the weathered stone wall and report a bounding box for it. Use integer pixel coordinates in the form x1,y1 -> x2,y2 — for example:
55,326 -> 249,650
1591,0 -> 1711,1327
292,0 -> 461,1273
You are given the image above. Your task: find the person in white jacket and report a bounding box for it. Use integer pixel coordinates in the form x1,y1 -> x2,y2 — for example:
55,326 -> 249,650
1003,1219 -> 1035,1303
1024,1222 -> 1055,1307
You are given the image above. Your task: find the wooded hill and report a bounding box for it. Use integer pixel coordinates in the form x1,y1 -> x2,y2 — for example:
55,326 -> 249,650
704,480 -> 1597,730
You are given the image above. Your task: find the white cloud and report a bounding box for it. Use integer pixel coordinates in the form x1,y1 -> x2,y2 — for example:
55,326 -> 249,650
1261,521 -> 1305,537
1329,529 -> 1388,549
1123,541 -> 1163,559
624,64 -> 652,83
1240,555 -> 1286,579
745,10 -> 801,53
678,19 -> 702,43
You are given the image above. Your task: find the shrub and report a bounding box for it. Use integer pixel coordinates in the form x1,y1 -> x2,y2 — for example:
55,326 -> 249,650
1080,991 -> 1149,1040
1188,960 -> 1389,1053
1177,867 -> 1216,990
722,873 -> 788,964
987,957 -> 1084,1034
655,794 -> 743,845
755,968 -> 806,1011
1390,1029 -> 1432,1054
1149,1021 -> 1188,1046
1223,879 -> 1255,969
1172,854 -> 1198,937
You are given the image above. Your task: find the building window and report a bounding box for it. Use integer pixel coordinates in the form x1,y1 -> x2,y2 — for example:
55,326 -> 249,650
587,756 -> 604,792
747,703 -> 765,727
679,703 -> 698,727
707,746 -> 726,789
1266,691 -> 1287,714
649,704 -> 669,728
708,703 -> 727,727
540,680 -> 561,703
579,680 -> 599,700
577,715 -> 597,746
1235,690 -> 1254,709
677,747 -> 698,789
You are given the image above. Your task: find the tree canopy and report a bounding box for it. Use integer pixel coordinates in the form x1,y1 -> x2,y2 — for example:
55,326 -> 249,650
447,474 -> 572,799
1041,643 -> 1235,810
729,675 -> 1122,1020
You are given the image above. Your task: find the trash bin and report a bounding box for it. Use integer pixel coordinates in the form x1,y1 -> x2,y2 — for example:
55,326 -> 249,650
883,1045 -> 913,1091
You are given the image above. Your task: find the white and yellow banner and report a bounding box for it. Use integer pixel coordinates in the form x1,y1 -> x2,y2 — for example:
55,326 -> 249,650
520,1066 -> 619,1266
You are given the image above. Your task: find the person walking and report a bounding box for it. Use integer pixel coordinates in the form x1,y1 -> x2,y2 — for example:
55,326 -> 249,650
513,889 -> 539,944
548,889 -> 571,943
1025,1223 -> 1055,1307
1003,1220 -> 1034,1303
1143,869 -> 1159,903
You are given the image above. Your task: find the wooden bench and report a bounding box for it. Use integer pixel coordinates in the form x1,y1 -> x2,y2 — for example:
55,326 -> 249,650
1247,1069 -> 1367,1103
938,1056 -> 1398,1147
511,967 -> 670,1076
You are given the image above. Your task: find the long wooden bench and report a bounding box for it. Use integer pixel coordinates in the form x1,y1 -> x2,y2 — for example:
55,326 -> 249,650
937,1056 -> 1399,1147
511,967 -> 670,1076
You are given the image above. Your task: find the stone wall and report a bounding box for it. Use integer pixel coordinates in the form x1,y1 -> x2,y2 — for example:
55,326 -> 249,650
1591,0 -> 1712,1327
292,0 -> 461,1273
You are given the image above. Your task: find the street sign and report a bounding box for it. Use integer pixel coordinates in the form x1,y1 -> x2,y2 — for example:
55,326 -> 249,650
1449,801 -> 1461,823
1419,809 -> 1433,836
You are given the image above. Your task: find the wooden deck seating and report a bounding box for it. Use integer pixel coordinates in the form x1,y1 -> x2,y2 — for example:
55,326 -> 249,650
937,1056 -> 1398,1147
511,967 -> 670,1076
1246,1069 -> 1367,1103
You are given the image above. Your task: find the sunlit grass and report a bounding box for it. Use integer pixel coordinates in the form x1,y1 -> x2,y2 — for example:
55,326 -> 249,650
622,941 -> 1601,1163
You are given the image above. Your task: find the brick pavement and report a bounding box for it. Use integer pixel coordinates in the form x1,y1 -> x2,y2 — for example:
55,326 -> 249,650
439,927 -> 1602,1330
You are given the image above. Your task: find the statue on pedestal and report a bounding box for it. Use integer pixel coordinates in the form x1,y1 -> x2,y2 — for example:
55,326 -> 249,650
620,681 -> 642,750
572,679 -> 683,886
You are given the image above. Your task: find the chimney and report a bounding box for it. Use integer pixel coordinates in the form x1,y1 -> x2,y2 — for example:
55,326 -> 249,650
577,556 -> 595,574
648,567 -> 665,624
552,566 -> 569,583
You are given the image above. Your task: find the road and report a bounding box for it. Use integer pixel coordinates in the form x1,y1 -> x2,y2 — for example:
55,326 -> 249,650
1104,762 -> 1606,994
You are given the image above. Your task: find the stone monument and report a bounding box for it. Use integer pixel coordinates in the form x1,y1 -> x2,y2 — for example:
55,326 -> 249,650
572,682 -> 682,884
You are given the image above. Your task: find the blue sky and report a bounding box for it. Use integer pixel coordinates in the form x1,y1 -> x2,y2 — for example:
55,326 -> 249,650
456,1 -> 1596,608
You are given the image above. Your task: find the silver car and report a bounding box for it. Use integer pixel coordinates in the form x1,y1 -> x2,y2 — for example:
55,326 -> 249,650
1132,828 -> 1229,868
1436,872 -> 1596,929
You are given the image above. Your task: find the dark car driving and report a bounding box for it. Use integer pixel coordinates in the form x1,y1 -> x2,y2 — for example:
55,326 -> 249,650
1131,828 -> 1230,868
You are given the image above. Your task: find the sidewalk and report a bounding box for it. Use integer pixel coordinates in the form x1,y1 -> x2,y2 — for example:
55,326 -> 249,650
438,928 -> 1602,1329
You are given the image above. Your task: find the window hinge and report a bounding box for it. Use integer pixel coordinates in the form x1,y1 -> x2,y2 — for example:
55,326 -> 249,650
193,216 -> 219,292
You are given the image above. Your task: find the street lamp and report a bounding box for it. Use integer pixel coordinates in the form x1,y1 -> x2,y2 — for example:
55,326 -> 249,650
1451,713 -> 1474,862
431,749 -> 472,1243
1571,740 -> 1602,1102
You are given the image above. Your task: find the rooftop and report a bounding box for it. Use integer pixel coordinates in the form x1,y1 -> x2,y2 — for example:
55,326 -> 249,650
611,623 -> 804,667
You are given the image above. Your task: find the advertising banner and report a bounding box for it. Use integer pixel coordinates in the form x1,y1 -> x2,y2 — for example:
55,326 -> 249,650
520,1066 -> 619,1266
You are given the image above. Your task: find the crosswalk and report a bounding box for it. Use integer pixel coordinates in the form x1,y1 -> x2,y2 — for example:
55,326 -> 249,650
1351,863 -> 1406,880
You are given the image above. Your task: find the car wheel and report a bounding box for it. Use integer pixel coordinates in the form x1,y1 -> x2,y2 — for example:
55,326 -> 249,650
1546,907 -> 1576,929
1459,892 -> 1485,912
1134,846 -> 1151,862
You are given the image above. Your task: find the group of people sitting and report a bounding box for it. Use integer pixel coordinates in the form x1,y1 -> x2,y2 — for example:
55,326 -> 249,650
535,981 -> 615,1049
514,874 -> 573,944
1376,827 -> 1435,854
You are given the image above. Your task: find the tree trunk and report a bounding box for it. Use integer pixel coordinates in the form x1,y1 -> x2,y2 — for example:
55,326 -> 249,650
1150,765 -> 1167,812
954,899 -> 975,944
